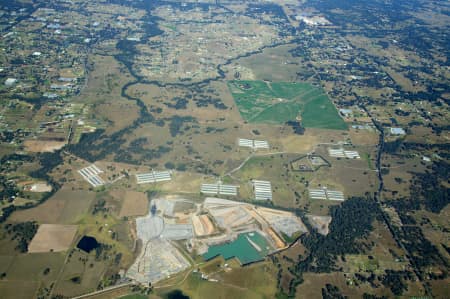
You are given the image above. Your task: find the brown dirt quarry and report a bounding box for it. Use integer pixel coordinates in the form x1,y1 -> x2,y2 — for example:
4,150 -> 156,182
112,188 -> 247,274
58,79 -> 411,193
192,214 -> 215,236
28,224 -> 78,253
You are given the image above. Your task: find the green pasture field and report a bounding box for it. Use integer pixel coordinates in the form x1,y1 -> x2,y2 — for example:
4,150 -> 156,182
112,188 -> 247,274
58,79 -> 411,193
228,80 -> 347,130
156,261 -> 277,299
0,252 -> 66,299
4,252 -> 65,281
52,249 -> 108,297
0,281 -> 39,299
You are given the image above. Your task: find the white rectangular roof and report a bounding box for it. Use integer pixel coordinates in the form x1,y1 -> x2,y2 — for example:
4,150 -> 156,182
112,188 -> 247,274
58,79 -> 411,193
238,138 -> 269,150
78,164 -> 105,187
136,171 -> 172,184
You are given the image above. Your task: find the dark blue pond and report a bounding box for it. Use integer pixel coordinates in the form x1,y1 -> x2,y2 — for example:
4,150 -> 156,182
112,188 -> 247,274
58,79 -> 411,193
77,236 -> 99,253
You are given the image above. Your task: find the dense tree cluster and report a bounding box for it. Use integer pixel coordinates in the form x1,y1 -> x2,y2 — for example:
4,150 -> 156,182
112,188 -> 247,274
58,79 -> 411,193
321,284 -> 348,299
398,226 -> 448,274
380,270 -> 412,296
383,139 -> 403,154
4,221 -> 38,252
0,152 -> 60,223
30,151 -> 63,180
0,175 -> 22,202
169,116 -> 197,137
274,198 -> 382,297
412,160 -> 450,214
164,97 -> 188,110
300,197 -> 382,272
285,121 -> 305,135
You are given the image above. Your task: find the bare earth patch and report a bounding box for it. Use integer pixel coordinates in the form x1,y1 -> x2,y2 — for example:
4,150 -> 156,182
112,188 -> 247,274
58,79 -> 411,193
192,214 -> 215,236
307,215 -> 332,235
119,191 -> 149,218
24,183 -> 52,192
24,140 -> 66,152
28,224 -> 78,253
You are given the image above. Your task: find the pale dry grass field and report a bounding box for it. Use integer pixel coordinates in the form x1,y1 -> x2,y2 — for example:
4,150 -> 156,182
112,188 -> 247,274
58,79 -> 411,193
23,140 -> 66,152
118,191 -> 149,218
28,224 -> 78,253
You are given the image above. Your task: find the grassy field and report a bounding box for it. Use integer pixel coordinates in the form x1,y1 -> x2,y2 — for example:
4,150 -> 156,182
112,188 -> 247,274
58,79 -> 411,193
227,44 -> 313,82
228,80 -> 347,130
0,252 -> 66,298
74,54 -> 140,135
116,190 -> 149,218
0,281 -> 40,299
53,249 -> 108,297
4,252 -> 65,282
301,94 -> 347,130
4,184 -> 134,297
155,261 -> 277,299
231,153 -> 304,208
10,188 -> 95,224
28,224 -> 78,253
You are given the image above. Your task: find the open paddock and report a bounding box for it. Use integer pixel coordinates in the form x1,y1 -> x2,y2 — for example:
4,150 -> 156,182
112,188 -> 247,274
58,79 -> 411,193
10,188 -> 95,224
119,191 -> 149,218
4,252 -> 65,282
28,224 -> 77,253
163,260 -> 278,299
10,197 -> 65,223
53,249 -> 108,297
157,171 -> 204,194
307,148 -> 379,198
0,281 -> 40,299
228,80 -> 347,130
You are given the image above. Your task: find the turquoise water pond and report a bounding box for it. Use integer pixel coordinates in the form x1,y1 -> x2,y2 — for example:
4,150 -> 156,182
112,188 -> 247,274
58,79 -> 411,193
203,231 -> 273,265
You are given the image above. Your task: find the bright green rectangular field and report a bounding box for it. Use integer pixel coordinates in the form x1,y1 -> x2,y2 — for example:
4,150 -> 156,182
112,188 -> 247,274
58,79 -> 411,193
228,80 -> 347,130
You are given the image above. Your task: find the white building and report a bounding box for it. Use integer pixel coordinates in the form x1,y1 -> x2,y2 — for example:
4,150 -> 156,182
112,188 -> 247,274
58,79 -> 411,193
4,78 -> 17,86
390,127 -> 406,135
252,180 -> 272,201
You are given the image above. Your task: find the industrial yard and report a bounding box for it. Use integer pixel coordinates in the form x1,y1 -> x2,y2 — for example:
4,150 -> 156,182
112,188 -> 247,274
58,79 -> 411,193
127,238 -> 190,284
127,196 -> 307,283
